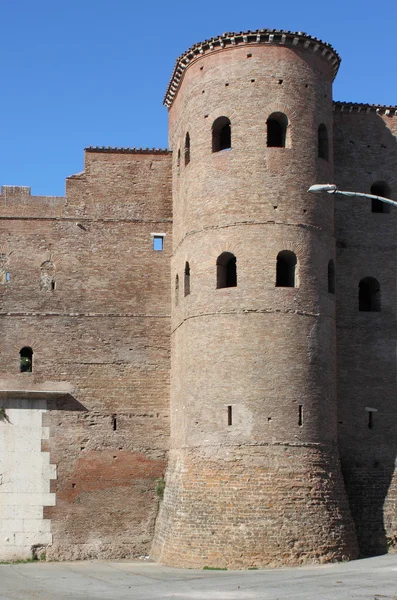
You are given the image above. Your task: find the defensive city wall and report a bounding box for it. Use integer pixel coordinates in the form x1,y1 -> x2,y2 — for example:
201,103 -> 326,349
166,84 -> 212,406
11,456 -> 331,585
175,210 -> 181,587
0,29 -> 396,568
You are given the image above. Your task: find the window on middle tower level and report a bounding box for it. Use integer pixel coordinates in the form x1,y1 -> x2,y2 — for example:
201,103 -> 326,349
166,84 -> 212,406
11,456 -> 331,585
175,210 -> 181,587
359,277 -> 381,312
212,117 -> 231,152
217,252 -> 237,289
371,181 -> 391,214
276,251 -> 297,287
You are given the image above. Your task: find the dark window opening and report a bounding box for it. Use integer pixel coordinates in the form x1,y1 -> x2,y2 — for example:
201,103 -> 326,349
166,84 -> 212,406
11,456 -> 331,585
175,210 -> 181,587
112,415 -> 117,431
212,117 -> 231,152
175,274 -> 179,306
217,252 -> 237,289
177,149 -> 181,170
227,406 -> 233,426
184,132 -> 190,166
368,411 -> 374,430
328,260 -> 335,294
20,347 -> 33,373
184,262 -> 190,296
318,124 -> 329,160
267,112 -> 288,147
276,251 -> 297,287
371,181 -> 391,213
359,277 -> 381,312
298,405 -> 303,427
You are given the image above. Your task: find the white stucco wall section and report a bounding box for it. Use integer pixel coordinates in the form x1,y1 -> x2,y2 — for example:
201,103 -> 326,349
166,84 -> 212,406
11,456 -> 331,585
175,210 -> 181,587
0,398 -> 56,560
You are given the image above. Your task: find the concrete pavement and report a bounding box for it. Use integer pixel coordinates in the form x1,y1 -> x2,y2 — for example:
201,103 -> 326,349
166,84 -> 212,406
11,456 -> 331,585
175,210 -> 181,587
0,554 -> 396,600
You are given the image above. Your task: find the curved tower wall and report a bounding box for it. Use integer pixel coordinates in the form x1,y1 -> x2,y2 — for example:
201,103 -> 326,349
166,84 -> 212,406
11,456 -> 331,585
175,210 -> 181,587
153,34 -> 358,568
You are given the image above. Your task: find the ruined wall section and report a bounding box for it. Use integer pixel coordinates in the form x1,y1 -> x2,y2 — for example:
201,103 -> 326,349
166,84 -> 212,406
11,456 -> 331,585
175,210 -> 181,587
0,149 -> 172,560
153,36 -> 358,569
334,106 -> 397,556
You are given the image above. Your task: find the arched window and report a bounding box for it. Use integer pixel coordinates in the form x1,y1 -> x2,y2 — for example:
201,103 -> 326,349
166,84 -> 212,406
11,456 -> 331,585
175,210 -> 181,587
184,132 -> 190,166
217,252 -> 237,289
371,181 -> 391,214
328,260 -> 335,294
212,117 -> 231,152
318,124 -> 329,160
267,112 -> 288,147
359,277 -> 381,312
276,251 -> 297,287
40,260 -> 55,291
184,262 -> 190,296
20,347 -> 33,373
175,274 -> 179,306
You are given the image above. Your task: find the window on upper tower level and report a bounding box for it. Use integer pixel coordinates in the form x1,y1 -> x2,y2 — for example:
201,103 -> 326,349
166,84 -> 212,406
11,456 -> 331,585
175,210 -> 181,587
328,260 -> 335,294
318,124 -> 329,160
177,148 -> 181,171
267,112 -> 288,147
212,117 -> 231,152
184,133 -> 190,166
359,277 -> 381,312
371,181 -> 391,214
217,252 -> 237,289
276,251 -> 297,287
20,347 -> 33,373
184,262 -> 190,296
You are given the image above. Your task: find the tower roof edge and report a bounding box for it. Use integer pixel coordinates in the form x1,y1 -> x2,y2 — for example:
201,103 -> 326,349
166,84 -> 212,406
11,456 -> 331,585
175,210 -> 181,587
163,29 -> 341,109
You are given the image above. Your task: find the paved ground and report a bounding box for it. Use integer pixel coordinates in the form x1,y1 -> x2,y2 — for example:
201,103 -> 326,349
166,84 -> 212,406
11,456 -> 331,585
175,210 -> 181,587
0,554 -> 396,600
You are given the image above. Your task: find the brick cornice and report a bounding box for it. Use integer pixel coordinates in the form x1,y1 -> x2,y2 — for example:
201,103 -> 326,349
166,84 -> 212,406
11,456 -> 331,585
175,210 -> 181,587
333,101 -> 397,115
164,29 -> 341,108
85,146 -> 171,154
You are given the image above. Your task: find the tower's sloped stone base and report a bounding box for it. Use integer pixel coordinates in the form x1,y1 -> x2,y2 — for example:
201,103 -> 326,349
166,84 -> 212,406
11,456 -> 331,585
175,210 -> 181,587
152,446 -> 359,569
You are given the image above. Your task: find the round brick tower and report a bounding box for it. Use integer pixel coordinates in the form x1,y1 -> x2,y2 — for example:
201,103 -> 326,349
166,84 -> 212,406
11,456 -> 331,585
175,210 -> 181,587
152,29 -> 358,568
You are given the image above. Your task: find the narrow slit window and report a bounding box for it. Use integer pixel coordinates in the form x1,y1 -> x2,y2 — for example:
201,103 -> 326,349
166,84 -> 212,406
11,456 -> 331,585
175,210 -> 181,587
227,405 -> 233,426
328,260 -> 335,294
184,262 -> 190,296
217,252 -> 237,289
368,411 -> 373,430
276,251 -> 297,287
184,132 -> 190,166
20,347 -> 33,373
371,181 -> 391,214
175,274 -> 179,306
112,415 -> 117,431
267,112 -> 288,147
153,236 -> 164,251
318,124 -> 329,160
298,405 -> 303,427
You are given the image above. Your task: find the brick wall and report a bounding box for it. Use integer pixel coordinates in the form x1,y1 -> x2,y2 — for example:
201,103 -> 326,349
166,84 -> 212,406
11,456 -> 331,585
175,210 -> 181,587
334,108 -> 397,556
0,150 -> 172,560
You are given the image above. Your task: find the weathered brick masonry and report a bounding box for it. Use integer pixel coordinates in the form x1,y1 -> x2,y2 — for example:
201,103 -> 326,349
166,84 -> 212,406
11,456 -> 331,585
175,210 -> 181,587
0,28 -> 396,567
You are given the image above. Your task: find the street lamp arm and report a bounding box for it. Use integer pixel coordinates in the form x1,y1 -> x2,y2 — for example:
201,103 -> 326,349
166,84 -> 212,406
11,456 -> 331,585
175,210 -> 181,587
307,184 -> 397,209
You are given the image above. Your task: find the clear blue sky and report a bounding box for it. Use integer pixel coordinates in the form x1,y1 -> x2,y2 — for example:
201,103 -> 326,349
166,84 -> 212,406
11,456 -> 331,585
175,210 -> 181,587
1,0 -> 396,196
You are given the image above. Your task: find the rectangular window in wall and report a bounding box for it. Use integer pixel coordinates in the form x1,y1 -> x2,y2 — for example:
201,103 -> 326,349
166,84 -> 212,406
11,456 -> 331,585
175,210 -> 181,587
152,234 -> 165,251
